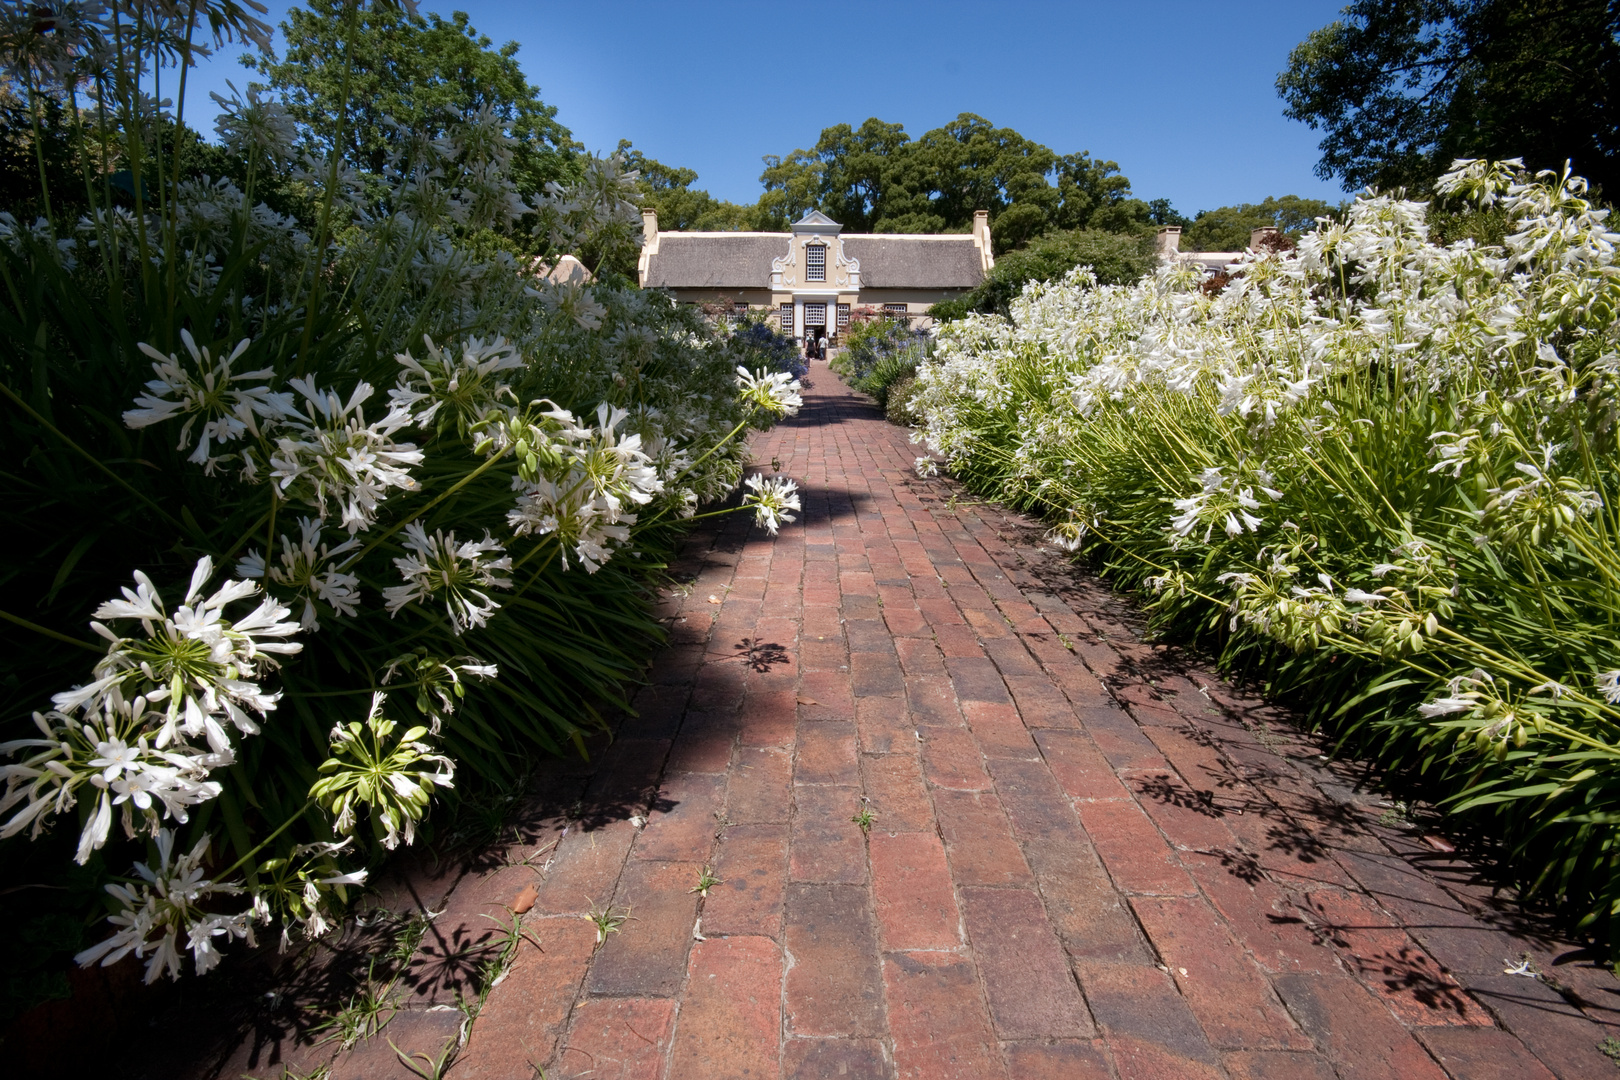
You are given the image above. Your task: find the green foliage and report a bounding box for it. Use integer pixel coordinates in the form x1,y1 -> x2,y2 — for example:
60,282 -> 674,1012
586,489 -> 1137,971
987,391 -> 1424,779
257,1 -> 577,196
0,0 -> 798,1014
884,376 -> 920,427
616,140 -> 768,231
1181,195 -> 1340,252
1278,0 -> 1620,195
758,113 -> 1151,250
932,229 -> 1158,320
841,318 -> 929,410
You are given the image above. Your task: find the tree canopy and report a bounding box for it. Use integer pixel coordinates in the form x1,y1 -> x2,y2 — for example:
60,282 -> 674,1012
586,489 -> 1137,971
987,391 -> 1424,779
616,140 -> 766,231
257,1 -> 577,194
756,114 -> 1152,252
1278,0 -> 1620,195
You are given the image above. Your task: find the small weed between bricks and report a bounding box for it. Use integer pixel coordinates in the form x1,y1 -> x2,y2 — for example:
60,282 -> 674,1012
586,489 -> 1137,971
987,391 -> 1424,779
691,867 -> 723,897
313,911 -> 437,1051
587,902 -> 632,945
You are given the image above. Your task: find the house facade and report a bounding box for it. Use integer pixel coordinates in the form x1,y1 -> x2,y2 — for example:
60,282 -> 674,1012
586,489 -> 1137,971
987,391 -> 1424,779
637,209 -> 994,340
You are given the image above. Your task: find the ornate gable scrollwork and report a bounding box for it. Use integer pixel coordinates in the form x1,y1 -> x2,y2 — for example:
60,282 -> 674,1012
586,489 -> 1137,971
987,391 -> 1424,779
833,237 -> 860,289
770,236 -> 798,287
773,233 -> 862,290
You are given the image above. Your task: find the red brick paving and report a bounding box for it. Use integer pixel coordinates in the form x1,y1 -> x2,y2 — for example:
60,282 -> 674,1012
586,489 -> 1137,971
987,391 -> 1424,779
301,362 -> 1620,1079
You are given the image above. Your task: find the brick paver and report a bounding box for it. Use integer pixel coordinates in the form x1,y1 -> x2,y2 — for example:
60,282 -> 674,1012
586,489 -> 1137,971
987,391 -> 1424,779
262,361 -> 1620,1080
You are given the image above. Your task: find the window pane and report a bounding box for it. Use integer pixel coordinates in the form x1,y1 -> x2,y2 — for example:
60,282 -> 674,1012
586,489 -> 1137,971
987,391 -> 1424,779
805,244 -> 826,282
836,303 -> 850,327
805,302 -> 826,325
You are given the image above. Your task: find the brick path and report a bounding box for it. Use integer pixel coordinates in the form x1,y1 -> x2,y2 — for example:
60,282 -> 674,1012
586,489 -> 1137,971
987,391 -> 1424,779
241,363 -> 1620,1079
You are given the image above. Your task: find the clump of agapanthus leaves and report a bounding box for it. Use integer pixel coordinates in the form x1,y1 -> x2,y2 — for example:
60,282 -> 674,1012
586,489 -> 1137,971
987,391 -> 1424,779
912,157 -> 1620,940
0,0 -> 810,988
5,342 -> 803,980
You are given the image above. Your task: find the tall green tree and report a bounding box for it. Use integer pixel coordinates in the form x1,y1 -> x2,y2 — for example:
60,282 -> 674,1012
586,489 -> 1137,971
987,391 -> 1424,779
1278,0 -> 1620,194
617,140 -> 766,230
1052,151 -> 1151,233
257,2 -> 577,195
756,113 -> 1151,251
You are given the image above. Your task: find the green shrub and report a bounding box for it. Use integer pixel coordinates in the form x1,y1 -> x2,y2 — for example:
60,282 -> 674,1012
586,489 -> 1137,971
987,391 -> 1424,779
840,318 -> 927,410
931,228 -> 1157,321
885,376 -> 920,426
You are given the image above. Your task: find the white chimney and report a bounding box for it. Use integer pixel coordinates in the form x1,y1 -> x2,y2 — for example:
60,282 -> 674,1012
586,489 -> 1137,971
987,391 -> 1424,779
1155,226 -> 1182,258
972,210 -> 994,271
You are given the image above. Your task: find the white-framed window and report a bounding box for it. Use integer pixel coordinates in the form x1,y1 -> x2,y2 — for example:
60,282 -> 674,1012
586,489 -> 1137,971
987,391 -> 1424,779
805,243 -> 826,282
733,301 -> 749,318
884,303 -> 908,316
779,302 -> 794,332
836,303 -> 851,328
804,302 -> 827,327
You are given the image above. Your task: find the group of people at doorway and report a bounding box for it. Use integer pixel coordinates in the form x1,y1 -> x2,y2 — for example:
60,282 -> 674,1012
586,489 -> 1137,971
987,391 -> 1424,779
804,328 -> 830,361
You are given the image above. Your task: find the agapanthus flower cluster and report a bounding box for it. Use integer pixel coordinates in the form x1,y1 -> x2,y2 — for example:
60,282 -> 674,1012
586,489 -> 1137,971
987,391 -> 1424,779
381,651 -> 499,735
7,0 -> 807,991
0,558 -> 301,863
911,159 -> 1620,768
742,474 -> 802,535
123,331 -> 293,471
383,525 -> 513,634
270,379 -> 425,534
72,829 -> 263,984
735,365 -> 804,417
311,693 -> 456,850
390,334 -> 526,432
506,403 -> 666,571
236,517 -> 362,631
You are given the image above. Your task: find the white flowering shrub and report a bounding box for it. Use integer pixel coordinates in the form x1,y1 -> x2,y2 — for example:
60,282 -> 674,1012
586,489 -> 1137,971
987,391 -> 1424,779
0,1 -> 800,992
914,159 -> 1620,946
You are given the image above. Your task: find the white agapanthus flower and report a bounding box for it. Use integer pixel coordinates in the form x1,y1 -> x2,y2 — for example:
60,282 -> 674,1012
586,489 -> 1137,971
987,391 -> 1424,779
742,474 -> 801,536
312,693 -> 456,850
383,524 -> 513,633
211,81 -> 297,165
0,558 -> 303,862
73,829 -> 263,983
536,278 -> 607,331
380,653 -> 499,734
1342,589 -> 1389,604
1598,670 -> 1620,705
269,379 -> 424,534
735,365 -> 803,417
0,687 -> 224,864
236,517 -> 361,630
1418,696 -> 1480,718
506,404 -> 665,572
389,333 -> 525,428
123,331 -> 293,469
81,557 -> 303,752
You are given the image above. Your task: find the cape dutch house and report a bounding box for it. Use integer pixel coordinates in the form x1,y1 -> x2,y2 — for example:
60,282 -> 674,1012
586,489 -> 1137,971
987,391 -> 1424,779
637,208 -> 994,341
1155,224 -> 1285,272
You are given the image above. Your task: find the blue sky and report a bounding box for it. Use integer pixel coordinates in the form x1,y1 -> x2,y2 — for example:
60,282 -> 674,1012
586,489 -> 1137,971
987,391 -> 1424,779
181,0 -> 1354,217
